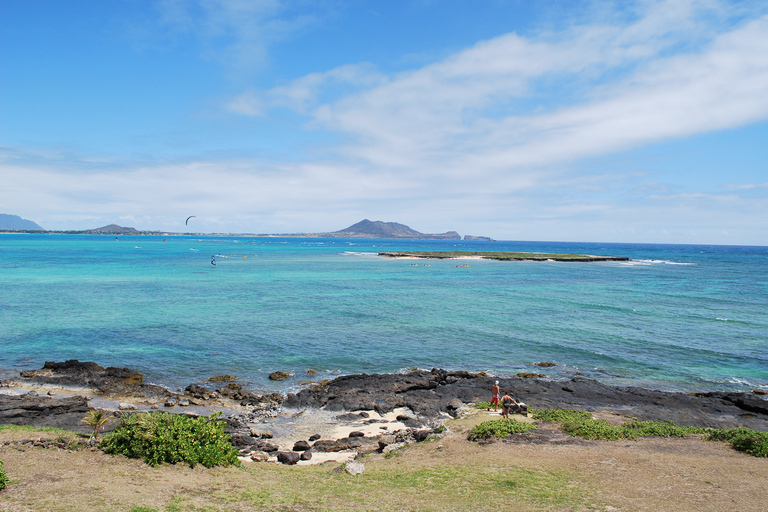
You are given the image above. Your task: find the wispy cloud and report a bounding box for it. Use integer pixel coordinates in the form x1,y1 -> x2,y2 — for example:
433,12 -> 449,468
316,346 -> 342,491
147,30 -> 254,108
156,0 -> 317,74
244,1 -> 768,183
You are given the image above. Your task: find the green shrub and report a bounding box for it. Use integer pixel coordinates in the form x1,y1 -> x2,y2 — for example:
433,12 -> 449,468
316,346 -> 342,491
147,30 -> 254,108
474,402 -> 491,410
0,459 -> 8,490
100,412 -> 239,468
705,427 -> 768,457
468,418 -> 538,440
530,408 -> 592,423
622,420 -> 706,438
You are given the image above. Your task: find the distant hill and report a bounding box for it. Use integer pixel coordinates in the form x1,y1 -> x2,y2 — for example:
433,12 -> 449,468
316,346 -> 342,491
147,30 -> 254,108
0,214 -> 44,231
88,224 -> 139,234
330,219 -> 461,240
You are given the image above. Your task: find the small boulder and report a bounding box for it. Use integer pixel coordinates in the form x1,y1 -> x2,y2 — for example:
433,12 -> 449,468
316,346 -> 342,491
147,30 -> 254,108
308,434 -> 321,441
209,374 -> 237,382
382,442 -> 405,454
269,371 -> 292,381
447,398 -> 463,410
118,403 -> 137,411
300,450 -> 313,461
277,451 -> 301,465
348,431 -> 365,438
250,451 -> 269,462
293,440 -> 311,451
345,461 -> 365,475
534,362 -> 557,367
378,435 -> 396,451
516,372 -> 546,379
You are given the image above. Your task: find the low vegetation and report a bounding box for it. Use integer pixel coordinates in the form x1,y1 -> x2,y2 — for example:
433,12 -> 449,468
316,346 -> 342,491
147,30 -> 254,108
531,408 -> 768,457
0,460 -> 8,491
705,427 -> 768,457
468,418 -> 538,440
99,412 -> 240,468
81,409 -> 111,440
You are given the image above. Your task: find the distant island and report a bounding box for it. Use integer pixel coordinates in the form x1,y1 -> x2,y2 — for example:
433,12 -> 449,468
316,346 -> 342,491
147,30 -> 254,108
379,251 -> 629,262
0,214 -> 44,231
0,217 -> 495,240
309,219 -> 465,240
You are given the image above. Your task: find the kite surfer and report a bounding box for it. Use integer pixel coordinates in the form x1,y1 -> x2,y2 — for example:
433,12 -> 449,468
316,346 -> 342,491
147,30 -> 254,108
211,255 -> 216,267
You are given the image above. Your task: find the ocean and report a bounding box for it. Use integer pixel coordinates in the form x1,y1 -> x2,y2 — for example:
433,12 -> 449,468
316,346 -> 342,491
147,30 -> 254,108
1,234 -> 766,395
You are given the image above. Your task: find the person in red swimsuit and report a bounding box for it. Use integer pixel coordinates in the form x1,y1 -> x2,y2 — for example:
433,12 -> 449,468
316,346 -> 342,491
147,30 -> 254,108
489,380 -> 500,412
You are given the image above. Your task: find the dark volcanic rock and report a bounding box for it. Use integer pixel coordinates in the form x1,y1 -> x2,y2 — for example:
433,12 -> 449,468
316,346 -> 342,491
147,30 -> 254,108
0,394 -> 93,433
16,360 -> 173,401
293,440 -> 311,451
283,368 -> 768,431
277,451 -> 301,465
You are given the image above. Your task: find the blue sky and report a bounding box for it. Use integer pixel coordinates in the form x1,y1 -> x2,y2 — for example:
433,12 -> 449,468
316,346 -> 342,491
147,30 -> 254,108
1,0 -> 767,244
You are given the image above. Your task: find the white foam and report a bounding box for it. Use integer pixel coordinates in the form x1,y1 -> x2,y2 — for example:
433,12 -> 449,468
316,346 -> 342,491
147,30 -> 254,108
340,251 -> 378,257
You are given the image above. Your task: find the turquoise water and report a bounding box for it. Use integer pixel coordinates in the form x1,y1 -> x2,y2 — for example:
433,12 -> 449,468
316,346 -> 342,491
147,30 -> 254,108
1,234 -> 766,394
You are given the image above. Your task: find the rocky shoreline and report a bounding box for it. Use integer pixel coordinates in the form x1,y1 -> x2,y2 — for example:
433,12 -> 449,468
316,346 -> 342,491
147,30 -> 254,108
2,360 -> 767,465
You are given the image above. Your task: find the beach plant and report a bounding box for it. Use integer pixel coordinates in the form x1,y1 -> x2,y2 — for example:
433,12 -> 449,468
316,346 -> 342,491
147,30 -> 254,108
530,408 -> 592,423
468,418 -> 538,440
705,427 -> 768,457
531,409 -> 707,440
82,409 -> 111,440
0,459 -> 8,490
530,408 -> 768,457
474,401 -> 491,410
100,411 -> 239,468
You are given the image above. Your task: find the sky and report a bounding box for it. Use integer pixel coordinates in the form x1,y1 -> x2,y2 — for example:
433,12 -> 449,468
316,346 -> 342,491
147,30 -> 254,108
1,0 -> 767,244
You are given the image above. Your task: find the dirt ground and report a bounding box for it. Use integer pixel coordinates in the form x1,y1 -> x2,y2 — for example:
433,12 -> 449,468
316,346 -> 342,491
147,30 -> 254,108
0,409 -> 766,512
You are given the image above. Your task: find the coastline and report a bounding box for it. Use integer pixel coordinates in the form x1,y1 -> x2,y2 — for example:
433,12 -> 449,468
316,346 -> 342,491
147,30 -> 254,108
2,361 -> 767,466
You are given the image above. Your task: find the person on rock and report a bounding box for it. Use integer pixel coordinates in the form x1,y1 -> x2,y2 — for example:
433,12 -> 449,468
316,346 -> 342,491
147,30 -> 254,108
489,380 -> 501,412
501,390 -> 514,418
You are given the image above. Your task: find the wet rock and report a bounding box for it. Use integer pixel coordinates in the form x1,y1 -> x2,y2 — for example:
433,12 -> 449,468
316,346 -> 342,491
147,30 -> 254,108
534,362 -> 558,367
269,371 -> 292,381
209,375 -> 237,383
16,360 -> 173,401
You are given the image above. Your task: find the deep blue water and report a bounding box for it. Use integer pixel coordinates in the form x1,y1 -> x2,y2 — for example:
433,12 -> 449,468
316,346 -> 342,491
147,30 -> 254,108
1,234 -> 766,394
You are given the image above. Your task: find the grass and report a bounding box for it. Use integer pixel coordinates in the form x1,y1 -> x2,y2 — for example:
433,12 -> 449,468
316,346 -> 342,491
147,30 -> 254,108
177,459 -> 593,511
